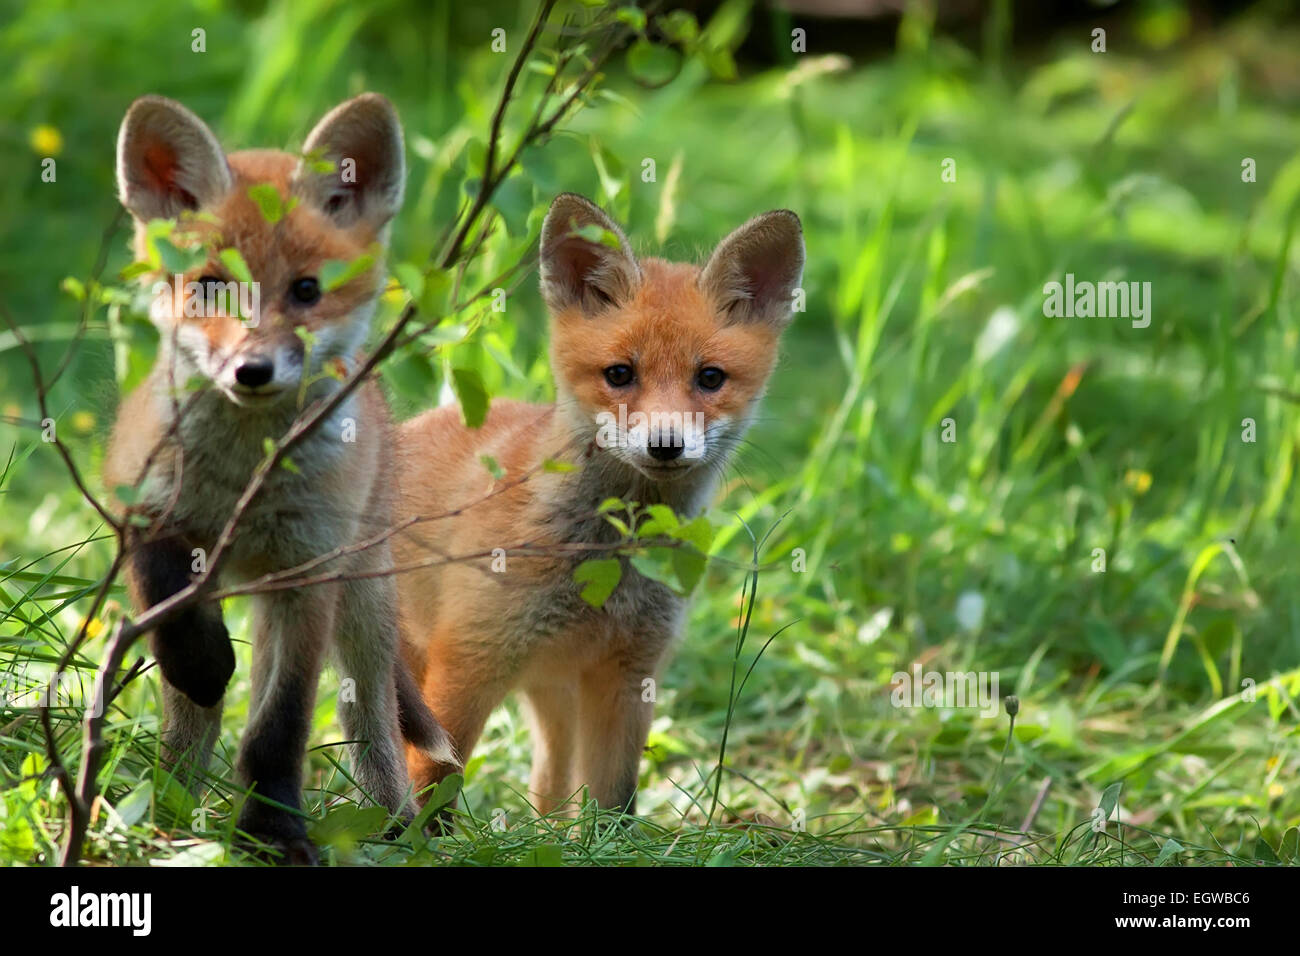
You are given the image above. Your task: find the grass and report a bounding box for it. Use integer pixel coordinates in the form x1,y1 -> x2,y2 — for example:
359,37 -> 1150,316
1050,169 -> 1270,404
2,0 -> 1300,866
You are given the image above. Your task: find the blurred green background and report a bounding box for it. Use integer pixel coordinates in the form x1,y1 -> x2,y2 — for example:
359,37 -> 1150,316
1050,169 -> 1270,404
3,0 -> 1300,864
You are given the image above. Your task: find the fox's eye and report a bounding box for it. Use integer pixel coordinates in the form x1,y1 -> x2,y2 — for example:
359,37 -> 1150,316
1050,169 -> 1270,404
604,364 -> 634,387
697,367 -> 726,391
197,274 -> 224,290
289,277 -> 321,305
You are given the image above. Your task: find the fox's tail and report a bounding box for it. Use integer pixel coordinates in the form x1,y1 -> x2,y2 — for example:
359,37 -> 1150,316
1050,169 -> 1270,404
395,655 -> 459,768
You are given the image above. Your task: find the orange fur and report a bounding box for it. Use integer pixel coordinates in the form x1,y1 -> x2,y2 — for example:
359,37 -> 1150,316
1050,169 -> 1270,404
396,194 -> 804,815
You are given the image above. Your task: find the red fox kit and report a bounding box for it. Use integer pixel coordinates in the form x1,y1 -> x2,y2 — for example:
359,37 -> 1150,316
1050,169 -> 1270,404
396,193 -> 803,814
104,93 -> 451,863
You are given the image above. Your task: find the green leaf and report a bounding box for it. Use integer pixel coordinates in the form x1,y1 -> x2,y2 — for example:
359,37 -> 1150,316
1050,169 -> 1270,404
153,236 -> 204,274
398,773 -> 463,845
670,545 -> 708,593
574,558 -> 622,608
1097,782 -> 1122,821
491,174 -> 534,237
1153,838 -> 1183,865
573,223 -> 622,249
418,268 -> 453,316
425,773 -> 464,812
113,484 -> 140,505
480,455 -> 505,480
597,497 -> 626,514
658,10 -> 699,45
1254,836 -> 1280,863
142,219 -> 175,269
309,805 -> 390,849
60,277 -> 86,301
699,45 -> 737,81
280,456 -> 301,475
630,546 -> 689,595
451,366 -> 489,428
392,262 -> 425,299
628,544 -> 706,595
384,351 -> 437,401
543,458 -> 576,473
615,6 -> 647,31
627,39 -> 681,86
114,781 -> 153,828
518,844 -> 565,867
119,261 -> 153,281
301,146 -> 337,174
219,247 -> 254,286
672,515 -> 715,554
1279,826 -> 1299,863
320,254 -> 375,292
638,503 -> 680,537
420,322 -> 469,346
247,183 -> 284,223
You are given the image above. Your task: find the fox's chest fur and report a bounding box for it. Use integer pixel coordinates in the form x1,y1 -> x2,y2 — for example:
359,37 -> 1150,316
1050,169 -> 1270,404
488,449 -> 716,669
112,368 -> 374,577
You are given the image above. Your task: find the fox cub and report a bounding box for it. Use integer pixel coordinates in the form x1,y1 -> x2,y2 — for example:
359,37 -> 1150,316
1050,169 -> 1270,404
396,193 -> 804,814
104,93 -> 451,863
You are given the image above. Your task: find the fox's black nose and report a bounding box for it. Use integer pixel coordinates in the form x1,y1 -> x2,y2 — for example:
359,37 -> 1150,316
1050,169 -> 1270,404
234,356 -> 275,388
648,435 -> 684,461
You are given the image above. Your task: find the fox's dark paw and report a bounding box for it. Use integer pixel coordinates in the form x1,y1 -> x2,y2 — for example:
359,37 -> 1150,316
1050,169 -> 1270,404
383,812 -> 416,841
237,804 -> 317,865
273,836 -> 320,867
153,613 -> 235,707
239,832 -> 319,867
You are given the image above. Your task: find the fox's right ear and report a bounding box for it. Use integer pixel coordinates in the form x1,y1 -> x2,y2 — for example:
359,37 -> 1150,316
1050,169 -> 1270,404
699,210 -> 805,329
294,93 -> 406,230
539,193 -> 640,315
116,96 -> 232,222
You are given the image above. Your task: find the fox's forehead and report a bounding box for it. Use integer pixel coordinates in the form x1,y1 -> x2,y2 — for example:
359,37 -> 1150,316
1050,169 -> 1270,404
226,151 -> 374,264
137,149 -> 376,275
603,259 -> 739,360
615,258 -> 710,351
227,149 -> 299,191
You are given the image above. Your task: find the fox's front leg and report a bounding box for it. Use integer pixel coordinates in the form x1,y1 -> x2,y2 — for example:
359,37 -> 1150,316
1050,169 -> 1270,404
573,649 -> 662,816
126,534 -> 232,789
236,588 -> 331,865
520,679 -> 579,816
334,561 -> 451,819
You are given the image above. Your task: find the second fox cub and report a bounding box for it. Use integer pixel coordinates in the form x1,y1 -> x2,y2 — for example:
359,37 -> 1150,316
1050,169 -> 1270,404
104,93 -> 451,862
397,193 -> 804,814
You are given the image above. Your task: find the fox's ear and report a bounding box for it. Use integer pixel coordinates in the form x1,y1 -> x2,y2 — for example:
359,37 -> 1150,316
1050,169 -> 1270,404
539,193 -> 640,315
295,93 -> 405,229
699,210 -> 805,328
116,96 -> 232,222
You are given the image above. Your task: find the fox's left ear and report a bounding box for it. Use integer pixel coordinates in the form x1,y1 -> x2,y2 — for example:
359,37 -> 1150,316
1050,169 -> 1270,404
294,93 -> 405,229
699,210 -> 805,328
116,96 -> 232,222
